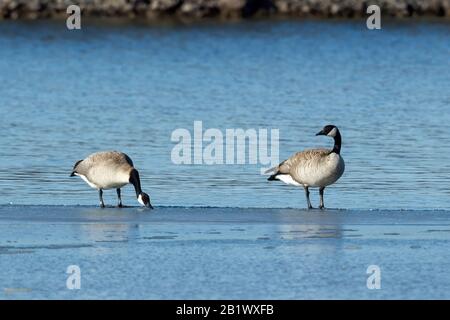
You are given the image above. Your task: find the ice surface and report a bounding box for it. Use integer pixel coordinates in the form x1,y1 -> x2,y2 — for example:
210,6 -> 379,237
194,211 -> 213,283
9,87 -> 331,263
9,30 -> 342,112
1,206 -> 450,299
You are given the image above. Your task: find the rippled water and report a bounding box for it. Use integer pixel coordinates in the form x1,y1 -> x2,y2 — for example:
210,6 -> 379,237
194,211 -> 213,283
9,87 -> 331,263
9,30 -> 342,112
0,20 -> 449,209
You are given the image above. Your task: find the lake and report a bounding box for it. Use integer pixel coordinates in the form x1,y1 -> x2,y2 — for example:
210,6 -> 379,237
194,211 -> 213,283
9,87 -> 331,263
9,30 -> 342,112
0,19 -> 449,209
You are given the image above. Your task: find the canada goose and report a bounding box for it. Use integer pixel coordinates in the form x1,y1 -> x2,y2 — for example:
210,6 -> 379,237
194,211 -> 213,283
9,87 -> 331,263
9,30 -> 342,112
70,151 -> 153,208
267,125 -> 345,209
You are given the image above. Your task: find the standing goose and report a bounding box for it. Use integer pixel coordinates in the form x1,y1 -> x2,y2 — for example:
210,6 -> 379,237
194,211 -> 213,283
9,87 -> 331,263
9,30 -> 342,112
70,151 -> 153,208
267,125 -> 345,209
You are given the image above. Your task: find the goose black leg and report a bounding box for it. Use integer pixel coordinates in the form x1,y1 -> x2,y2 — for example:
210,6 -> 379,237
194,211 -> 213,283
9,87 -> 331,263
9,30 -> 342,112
319,187 -> 325,210
99,189 -> 105,208
116,188 -> 123,208
303,186 -> 313,209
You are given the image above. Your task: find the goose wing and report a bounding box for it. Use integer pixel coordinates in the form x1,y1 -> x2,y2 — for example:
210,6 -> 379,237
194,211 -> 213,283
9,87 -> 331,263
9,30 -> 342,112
267,149 -> 330,181
72,151 -> 134,177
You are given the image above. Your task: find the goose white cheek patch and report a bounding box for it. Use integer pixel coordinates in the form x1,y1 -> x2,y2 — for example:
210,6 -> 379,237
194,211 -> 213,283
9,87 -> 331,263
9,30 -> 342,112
138,194 -> 145,206
327,127 -> 337,137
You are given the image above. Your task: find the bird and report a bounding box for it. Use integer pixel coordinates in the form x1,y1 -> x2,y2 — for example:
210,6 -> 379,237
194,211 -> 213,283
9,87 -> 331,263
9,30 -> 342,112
70,151 -> 153,208
266,125 -> 345,209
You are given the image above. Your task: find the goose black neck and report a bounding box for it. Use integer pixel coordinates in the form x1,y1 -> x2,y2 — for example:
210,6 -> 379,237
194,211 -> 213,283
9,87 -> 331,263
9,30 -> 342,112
129,169 -> 142,197
332,130 -> 342,154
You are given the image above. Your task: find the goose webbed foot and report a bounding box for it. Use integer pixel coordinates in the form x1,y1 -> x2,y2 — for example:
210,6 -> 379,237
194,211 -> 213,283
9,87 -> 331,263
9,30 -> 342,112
318,205 -> 325,210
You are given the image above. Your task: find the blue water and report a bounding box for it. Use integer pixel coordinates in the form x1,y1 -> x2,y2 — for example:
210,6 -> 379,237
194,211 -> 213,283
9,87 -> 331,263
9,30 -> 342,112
0,20 -> 449,209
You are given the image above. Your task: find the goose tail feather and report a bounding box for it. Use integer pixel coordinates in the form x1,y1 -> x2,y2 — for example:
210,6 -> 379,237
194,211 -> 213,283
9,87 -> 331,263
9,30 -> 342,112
264,166 -> 278,174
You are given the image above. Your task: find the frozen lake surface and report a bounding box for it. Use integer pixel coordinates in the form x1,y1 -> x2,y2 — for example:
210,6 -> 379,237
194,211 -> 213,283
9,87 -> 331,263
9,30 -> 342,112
1,205 -> 450,299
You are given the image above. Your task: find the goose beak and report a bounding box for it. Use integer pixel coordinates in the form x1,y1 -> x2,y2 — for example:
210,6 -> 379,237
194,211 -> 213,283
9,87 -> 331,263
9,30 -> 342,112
316,130 -> 325,136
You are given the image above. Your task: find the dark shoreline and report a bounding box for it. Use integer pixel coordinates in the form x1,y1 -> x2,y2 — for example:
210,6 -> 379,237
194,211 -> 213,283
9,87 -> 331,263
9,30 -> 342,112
1,0 -> 449,21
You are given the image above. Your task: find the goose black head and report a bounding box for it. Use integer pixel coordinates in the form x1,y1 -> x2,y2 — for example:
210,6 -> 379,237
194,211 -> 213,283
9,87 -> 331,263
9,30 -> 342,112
70,159 -> 83,177
138,192 -> 153,209
316,125 -> 338,138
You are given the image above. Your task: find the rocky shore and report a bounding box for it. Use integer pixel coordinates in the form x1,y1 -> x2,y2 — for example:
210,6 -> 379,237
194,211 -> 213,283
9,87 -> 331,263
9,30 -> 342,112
0,0 -> 449,20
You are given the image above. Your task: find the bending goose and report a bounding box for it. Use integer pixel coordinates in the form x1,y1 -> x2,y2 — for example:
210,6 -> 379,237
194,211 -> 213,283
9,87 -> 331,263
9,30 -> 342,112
70,151 -> 153,208
267,125 -> 345,209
